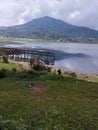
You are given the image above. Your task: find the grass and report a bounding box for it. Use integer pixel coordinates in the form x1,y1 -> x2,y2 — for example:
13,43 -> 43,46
76,73 -> 98,83
0,60 -> 18,70
0,37 -> 46,43
52,67 -> 98,83
0,61 -> 98,129
0,37 -> 98,44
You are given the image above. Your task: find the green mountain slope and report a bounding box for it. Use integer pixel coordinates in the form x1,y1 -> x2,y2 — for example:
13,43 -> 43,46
0,16 -> 98,42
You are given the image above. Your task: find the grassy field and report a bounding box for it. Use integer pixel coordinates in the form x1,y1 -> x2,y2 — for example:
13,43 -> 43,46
0,37 -> 46,43
0,60 -> 18,70
0,37 -> 97,44
0,61 -> 98,130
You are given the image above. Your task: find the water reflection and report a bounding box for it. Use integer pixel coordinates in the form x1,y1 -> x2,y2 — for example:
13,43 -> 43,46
0,41 -> 98,74
51,49 -> 90,61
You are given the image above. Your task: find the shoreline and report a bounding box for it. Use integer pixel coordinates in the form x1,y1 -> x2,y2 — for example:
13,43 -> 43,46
51,65 -> 97,75
51,66 -> 98,82
0,37 -> 98,44
10,60 -> 98,83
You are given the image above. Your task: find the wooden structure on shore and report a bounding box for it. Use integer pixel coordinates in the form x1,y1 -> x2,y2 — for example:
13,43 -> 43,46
0,47 -> 55,65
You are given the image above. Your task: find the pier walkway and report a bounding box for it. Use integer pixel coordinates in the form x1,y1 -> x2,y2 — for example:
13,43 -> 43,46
0,47 -> 55,65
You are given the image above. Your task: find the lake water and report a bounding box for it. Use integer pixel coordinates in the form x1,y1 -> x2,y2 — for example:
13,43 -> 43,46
0,41 -> 98,74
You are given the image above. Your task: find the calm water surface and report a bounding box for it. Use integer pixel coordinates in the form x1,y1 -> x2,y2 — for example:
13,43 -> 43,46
0,41 -> 98,74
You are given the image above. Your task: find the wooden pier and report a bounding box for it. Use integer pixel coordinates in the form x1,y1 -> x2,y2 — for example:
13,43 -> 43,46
0,47 -> 55,65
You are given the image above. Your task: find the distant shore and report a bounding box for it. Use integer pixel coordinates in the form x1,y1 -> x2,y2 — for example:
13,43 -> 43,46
0,37 -> 98,44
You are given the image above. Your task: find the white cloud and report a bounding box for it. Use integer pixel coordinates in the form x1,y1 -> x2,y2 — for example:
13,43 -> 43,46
0,0 -> 98,30
69,11 -> 80,19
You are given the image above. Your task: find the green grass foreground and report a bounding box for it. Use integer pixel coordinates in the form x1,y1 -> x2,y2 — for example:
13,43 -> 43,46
0,60 -> 18,70
0,62 -> 98,130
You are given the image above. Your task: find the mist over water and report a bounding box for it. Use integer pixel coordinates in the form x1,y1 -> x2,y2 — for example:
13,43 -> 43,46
0,41 -> 98,74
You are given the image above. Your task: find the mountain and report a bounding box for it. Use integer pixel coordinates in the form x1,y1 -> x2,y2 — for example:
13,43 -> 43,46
0,16 -> 98,42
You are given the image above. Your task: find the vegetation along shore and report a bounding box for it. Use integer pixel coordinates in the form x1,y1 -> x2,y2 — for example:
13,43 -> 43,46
0,58 -> 98,130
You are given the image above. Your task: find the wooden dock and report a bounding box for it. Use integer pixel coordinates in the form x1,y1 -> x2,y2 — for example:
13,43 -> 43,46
0,47 -> 55,65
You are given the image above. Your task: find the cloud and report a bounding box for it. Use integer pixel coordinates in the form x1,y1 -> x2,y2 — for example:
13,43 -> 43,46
0,0 -> 98,30
69,11 -> 80,19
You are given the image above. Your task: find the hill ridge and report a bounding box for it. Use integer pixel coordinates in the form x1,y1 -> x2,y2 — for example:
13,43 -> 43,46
0,16 -> 98,42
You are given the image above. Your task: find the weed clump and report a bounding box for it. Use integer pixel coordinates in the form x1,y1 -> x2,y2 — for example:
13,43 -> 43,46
2,55 -> 9,63
0,69 -> 7,78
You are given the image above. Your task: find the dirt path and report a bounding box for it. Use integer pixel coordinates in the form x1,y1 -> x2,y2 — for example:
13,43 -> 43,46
16,62 -> 30,70
9,60 -> 30,70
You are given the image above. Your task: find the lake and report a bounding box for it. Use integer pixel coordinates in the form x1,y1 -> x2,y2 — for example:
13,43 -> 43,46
0,41 -> 98,74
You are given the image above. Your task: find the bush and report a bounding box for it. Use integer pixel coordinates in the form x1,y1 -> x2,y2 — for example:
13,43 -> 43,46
32,64 -> 52,72
2,55 -> 9,63
29,58 -> 35,66
12,68 -> 17,73
0,69 -> 7,78
33,64 -> 45,71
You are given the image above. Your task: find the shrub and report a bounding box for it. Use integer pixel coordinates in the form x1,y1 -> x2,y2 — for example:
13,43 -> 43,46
0,69 -> 7,78
12,68 -> 17,73
33,64 -> 45,71
2,55 -> 9,63
29,58 -> 35,66
32,64 -> 52,72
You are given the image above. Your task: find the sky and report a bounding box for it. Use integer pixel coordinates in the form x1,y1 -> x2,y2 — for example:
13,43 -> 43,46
0,0 -> 98,30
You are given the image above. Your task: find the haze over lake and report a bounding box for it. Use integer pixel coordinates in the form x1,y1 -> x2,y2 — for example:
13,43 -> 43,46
0,41 -> 98,74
